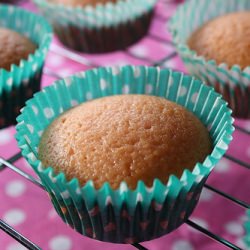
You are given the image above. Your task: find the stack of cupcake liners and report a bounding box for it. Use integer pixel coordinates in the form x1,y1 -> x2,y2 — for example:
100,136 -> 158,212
0,4 -> 52,129
33,0 -> 156,53
169,0 -> 250,118
16,65 -> 234,243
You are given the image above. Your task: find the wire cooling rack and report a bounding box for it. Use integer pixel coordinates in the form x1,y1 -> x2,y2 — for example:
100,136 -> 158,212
0,0 -> 250,249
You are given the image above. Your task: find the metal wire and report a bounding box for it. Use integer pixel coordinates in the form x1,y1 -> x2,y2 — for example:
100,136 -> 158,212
186,220 -> 243,250
0,219 -> 41,250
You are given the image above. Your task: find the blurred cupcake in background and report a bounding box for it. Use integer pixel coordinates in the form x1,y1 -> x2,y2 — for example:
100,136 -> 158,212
33,0 -> 157,53
0,4 -> 52,129
169,0 -> 250,119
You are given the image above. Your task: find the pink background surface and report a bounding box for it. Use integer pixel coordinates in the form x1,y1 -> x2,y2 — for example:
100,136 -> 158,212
0,0 -> 250,249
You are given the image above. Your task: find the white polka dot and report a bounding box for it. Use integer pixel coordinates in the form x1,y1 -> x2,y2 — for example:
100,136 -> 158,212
3,209 -> 26,226
122,85 -> 130,94
64,78 -> 72,87
8,7 -> 14,14
105,196 -> 112,205
225,221 -> 244,236
48,209 -> 57,219
27,124 -> 34,133
5,180 -> 26,198
168,76 -> 174,87
130,45 -> 148,57
191,92 -> 199,103
136,193 -> 143,202
199,189 -> 213,201
32,105 -> 38,115
49,235 -> 72,250
15,19 -> 21,28
172,240 -> 194,250
112,60 -> 129,66
32,64 -> 38,72
22,78 -> 29,86
61,190 -> 70,199
111,67 -> 120,76
86,92 -> 92,100
244,121 -> 250,131
179,86 -> 187,97
70,100 -> 78,107
58,69 -> 72,77
163,60 -> 177,69
134,68 -> 141,78
100,79 -> 108,90
76,187 -> 81,194
44,108 -> 54,119
207,123 -> 212,132
7,78 -> 13,87
246,147 -> 250,158
119,182 -> 128,193
0,130 -> 12,145
7,242 -> 27,250
215,158 -> 231,173
35,24 -> 41,32
49,55 -> 64,67
146,84 -> 153,94
27,152 -> 36,162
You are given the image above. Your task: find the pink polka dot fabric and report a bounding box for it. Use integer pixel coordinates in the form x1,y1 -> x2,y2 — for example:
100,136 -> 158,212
0,1 -> 249,250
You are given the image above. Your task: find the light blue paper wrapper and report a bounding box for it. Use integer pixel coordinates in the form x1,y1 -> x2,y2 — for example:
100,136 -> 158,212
169,0 -> 250,118
0,4 -> 52,128
33,0 -> 156,53
16,66 -> 234,243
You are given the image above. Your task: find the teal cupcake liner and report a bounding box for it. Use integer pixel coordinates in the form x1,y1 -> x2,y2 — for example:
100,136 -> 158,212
244,210 -> 250,249
16,65 -> 234,243
0,4 -> 52,128
33,0 -> 156,53
169,0 -> 250,119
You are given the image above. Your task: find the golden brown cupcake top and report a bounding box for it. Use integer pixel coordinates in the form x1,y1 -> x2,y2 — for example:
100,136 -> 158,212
188,11 -> 250,69
49,0 -> 117,8
0,27 -> 36,71
38,95 -> 212,189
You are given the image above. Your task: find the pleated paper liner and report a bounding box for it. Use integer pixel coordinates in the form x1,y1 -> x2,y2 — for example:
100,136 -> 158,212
16,66 -> 234,243
0,4 -> 52,129
244,210 -> 250,249
169,0 -> 250,119
33,0 -> 156,53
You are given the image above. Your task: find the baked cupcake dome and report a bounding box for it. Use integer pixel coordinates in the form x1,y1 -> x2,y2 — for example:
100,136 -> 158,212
188,11 -> 250,69
0,4 -> 52,129
16,66 -> 233,243
0,28 -> 36,71
38,95 -> 212,190
33,0 -> 156,53
169,0 -> 250,118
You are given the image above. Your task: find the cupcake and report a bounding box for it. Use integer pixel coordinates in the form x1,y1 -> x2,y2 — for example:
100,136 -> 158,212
187,12 -> 250,70
0,28 -> 36,70
0,5 -> 52,129
16,65 -> 234,243
33,0 -> 156,53
169,0 -> 250,118
38,95 -> 212,190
